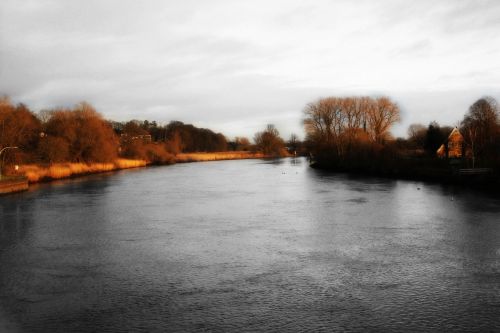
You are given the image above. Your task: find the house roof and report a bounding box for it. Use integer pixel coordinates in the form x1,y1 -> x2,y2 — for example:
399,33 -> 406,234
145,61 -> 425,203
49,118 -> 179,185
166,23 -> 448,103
448,127 -> 463,140
437,143 -> 446,156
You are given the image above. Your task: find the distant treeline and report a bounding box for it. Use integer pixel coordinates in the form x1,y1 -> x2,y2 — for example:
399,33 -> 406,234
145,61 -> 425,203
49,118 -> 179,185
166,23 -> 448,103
304,95 -> 500,184
110,120 -> 228,153
0,96 -> 289,167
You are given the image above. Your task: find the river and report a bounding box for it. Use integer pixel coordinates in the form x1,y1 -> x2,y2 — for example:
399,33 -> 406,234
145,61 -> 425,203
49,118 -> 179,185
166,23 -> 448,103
1,157 -> 499,332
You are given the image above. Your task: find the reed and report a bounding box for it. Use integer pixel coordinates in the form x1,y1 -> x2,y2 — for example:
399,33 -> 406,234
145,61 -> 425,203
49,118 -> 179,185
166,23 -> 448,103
175,151 -> 266,162
17,159 -> 147,183
114,158 -> 148,169
11,152 -> 267,183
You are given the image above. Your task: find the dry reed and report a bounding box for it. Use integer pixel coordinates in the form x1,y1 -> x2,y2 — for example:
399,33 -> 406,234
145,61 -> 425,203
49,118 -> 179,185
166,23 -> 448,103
175,151 -> 266,162
18,159 -> 147,183
12,152 -> 268,183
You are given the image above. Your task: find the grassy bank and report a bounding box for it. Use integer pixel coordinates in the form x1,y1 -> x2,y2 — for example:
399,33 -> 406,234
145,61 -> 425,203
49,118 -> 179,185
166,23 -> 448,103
175,151 -> 266,162
16,159 -> 147,183
6,151 -> 268,184
0,176 -> 29,195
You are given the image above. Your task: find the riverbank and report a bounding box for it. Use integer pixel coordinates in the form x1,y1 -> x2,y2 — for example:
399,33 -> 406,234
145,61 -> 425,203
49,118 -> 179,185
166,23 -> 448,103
16,159 -> 148,183
0,176 -> 29,195
3,151 -> 270,186
175,151 -> 266,162
310,159 -> 500,192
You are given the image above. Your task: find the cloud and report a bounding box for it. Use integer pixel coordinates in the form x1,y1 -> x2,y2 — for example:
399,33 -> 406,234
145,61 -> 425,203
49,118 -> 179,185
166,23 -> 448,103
1,0 -> 499,140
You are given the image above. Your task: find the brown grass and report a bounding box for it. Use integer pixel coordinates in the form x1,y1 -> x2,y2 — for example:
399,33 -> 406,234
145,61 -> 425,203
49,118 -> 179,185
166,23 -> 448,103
175,151 -> 266,162
16,159 -> 147,183
8,151 -> 273,184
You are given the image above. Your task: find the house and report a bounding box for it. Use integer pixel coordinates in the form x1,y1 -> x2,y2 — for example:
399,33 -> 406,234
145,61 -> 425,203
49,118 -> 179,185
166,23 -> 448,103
120,133 -> 152,144
437,127 -> 464,159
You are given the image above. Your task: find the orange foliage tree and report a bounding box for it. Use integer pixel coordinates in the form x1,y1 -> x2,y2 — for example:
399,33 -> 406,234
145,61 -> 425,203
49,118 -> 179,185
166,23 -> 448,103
40,102 -> 119,163
0,97 -> 41,163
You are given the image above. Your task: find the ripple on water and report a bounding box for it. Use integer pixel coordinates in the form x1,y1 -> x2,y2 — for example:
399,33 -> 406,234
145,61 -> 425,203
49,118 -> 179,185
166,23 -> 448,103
0,158 -> 499,331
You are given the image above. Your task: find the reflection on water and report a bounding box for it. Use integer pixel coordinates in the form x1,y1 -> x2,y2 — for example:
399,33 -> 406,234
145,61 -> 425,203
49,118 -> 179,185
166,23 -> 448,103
1,157 -> 499,332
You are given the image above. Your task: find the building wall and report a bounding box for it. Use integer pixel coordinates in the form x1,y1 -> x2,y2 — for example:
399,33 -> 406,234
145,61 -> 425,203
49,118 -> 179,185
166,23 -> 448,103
447,129 -> 463,158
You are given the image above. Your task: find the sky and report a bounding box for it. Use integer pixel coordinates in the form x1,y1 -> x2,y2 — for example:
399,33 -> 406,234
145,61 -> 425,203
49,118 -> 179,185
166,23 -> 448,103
1,0 -> 500,140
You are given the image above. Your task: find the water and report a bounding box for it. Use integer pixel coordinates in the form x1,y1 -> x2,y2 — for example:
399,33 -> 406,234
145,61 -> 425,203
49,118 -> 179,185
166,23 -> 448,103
1,158 -> 499,332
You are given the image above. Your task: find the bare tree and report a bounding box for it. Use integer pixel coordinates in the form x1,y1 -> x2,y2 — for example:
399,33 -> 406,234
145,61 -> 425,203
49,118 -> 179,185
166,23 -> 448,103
304,96 -> 400,159
365,97 -> 400,144
254,124 -> 285,156
461,96 -> 499,165
303,97 -> 347,156
287,133 -> 300,155
467,127 -> 477,168
407,123 -> 426,149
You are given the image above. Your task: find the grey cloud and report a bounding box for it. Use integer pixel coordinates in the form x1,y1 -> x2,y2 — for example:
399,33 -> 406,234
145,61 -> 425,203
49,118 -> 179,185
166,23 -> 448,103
440,0 -> 500,33
1,0 -> 500,140
391,40 -> 433,57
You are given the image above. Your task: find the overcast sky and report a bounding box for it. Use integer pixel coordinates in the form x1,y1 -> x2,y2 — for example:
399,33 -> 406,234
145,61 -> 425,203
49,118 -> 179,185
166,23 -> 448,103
1,0 -> 499,140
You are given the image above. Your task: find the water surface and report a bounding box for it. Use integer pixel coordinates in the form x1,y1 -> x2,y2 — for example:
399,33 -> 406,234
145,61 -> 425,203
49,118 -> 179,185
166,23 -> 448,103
1,158 -> 500,332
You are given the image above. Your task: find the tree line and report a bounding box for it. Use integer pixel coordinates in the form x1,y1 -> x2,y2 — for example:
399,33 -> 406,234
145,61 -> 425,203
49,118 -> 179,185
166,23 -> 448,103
304,95 -> 500,179
404,97 -> 500,168
0,96 -> 289,167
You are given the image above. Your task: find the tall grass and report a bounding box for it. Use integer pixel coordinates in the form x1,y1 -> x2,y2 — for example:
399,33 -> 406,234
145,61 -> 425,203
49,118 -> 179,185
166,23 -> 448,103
11,151 -> 271,183
175,151 -> 266,162
17,159 -> 147,183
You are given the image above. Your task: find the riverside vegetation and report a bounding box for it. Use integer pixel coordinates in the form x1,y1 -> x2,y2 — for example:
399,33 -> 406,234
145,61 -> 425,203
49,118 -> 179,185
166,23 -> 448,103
303,95 -> 500,188
2,94 -> 499,188
0,96 -> 289,183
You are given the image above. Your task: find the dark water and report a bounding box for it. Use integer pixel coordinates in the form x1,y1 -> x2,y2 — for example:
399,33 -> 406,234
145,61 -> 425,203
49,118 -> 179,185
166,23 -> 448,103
1,158 -> 499,332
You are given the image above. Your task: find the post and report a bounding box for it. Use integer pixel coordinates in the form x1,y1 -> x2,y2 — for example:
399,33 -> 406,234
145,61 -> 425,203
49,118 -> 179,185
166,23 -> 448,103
0,147 -> 18,180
